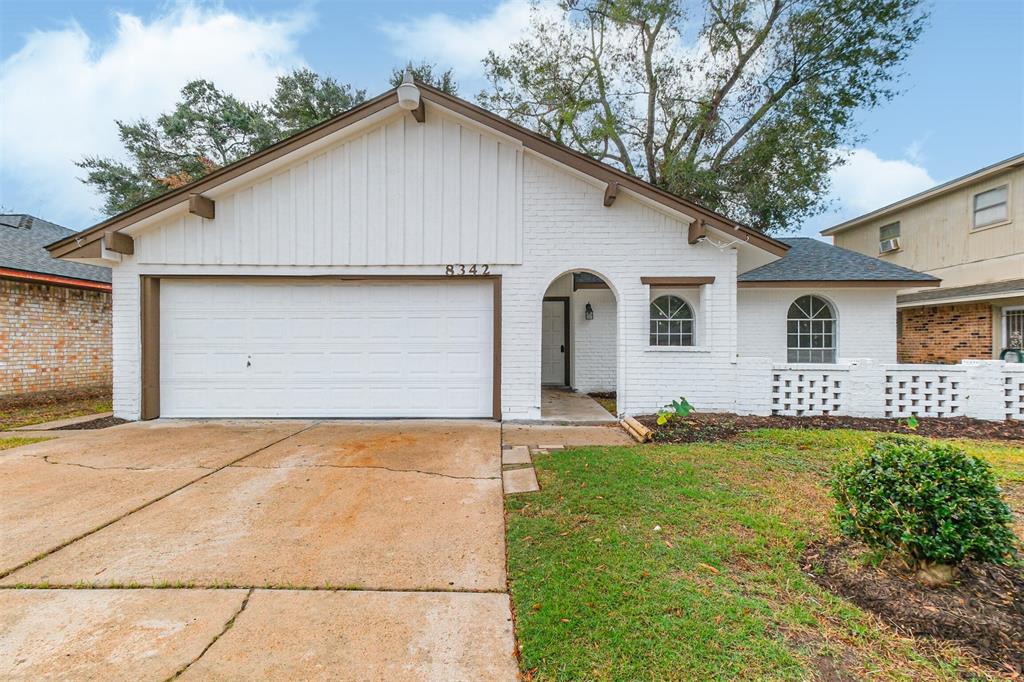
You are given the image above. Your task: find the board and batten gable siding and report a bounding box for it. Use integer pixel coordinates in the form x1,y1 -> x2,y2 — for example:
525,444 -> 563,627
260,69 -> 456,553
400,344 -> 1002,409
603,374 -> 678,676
134,110 -> 523,266
736,288 -> 897,363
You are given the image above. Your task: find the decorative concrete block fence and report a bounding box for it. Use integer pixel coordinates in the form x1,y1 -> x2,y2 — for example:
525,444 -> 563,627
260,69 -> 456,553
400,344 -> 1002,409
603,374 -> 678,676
732,359 -> 1024,422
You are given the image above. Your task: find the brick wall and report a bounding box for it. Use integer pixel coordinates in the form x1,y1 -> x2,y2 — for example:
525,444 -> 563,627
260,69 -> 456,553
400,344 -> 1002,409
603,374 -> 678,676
897,302 -> 992,364
0,279 -> 112,398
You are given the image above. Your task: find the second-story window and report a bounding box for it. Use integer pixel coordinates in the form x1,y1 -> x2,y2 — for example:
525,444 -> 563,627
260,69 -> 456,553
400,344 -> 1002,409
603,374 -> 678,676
973,185 -> 1009,228
878,222 -> 900,253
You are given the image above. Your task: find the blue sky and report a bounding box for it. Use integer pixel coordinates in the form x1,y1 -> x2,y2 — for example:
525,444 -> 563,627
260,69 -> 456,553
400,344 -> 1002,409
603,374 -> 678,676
1,0 -> 1021,236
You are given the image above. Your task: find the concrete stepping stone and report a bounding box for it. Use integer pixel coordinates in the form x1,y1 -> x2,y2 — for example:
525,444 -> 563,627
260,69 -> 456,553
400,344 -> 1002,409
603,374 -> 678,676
502,446 -> 531,466
503,467 -> 539,494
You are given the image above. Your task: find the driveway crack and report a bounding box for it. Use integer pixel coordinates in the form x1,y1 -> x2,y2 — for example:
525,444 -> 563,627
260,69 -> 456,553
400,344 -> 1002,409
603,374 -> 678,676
0,423 -> 318,581
40,455 -> 212,472
230,463 -> 498,481
165,587 -> 253,681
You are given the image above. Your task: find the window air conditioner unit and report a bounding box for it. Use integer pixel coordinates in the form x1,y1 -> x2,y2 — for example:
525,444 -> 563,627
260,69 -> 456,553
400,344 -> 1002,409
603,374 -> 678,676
879,237 -> 901,254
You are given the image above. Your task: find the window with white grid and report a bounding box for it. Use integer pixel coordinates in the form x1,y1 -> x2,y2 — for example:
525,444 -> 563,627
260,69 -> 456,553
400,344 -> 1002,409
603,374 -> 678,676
650,295 -> 694,346
1005,307 -> 1024,350
787,295 -> 836,363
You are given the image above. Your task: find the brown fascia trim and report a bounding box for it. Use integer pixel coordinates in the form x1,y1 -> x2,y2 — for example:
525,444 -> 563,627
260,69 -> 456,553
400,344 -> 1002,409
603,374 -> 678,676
47,82 -> 788,260
641,276 -> 716,286
0,267 -> 111,292
737,279 -> 942,288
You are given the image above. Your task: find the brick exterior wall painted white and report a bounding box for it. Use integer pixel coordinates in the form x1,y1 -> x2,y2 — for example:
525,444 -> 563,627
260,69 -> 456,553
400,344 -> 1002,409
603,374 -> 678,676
737,288 -> 897,364
103,108 -> 917,421
571,288 -> 616,394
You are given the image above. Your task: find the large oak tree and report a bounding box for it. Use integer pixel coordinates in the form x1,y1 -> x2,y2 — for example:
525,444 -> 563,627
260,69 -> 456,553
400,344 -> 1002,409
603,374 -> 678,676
479,0 -> 926,233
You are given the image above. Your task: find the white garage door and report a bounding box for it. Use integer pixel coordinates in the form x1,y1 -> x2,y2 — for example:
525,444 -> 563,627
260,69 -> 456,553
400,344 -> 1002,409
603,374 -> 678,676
159,279 -> 493,418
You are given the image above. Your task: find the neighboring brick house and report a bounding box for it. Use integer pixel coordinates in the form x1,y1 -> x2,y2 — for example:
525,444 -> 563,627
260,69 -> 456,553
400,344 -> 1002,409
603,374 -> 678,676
1,214 -> 112,399
822,154 -> 1024,364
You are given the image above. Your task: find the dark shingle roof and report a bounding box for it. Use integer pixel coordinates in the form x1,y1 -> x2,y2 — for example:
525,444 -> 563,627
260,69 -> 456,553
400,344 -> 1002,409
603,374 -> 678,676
738,237 -> 939,283
0,214 -> 111,284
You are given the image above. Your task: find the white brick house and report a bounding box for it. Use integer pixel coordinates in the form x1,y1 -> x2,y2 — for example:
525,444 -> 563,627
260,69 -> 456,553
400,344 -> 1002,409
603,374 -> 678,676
48,83 -> 939,421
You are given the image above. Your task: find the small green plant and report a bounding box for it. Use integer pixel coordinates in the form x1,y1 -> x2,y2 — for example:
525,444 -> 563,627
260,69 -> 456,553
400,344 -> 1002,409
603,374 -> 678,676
656,397 -> 693,426
831,437 -> 1017,584
901,414 -> 919,430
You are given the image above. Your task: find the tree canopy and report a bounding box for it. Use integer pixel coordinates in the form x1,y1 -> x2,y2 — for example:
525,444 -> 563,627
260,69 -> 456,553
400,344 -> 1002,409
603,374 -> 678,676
79,63 -> 457,216
479,0 -> 926,233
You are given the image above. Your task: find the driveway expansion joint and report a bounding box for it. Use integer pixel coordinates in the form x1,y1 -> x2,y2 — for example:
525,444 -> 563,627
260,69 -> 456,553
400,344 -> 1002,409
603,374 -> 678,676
0,583 -> 509,594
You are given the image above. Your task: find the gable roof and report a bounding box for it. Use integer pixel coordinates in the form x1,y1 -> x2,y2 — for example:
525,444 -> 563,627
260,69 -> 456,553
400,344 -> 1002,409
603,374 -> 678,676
47,83 -> 788,259
1,214 -> 111,285
821,153 -> 1024,236
737,237 -> 940,286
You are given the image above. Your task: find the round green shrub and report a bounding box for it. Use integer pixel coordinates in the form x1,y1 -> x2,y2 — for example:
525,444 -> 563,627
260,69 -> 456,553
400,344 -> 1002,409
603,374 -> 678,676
831,436 -> 1017,568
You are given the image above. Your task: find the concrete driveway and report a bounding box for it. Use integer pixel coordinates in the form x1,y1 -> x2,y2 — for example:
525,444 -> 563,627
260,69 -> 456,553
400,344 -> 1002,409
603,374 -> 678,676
0,420 -> 517,680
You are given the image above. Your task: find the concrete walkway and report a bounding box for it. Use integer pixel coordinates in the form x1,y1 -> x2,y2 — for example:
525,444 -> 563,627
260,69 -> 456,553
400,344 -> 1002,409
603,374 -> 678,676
0,420 -> 517,680
541,387 -> 619,424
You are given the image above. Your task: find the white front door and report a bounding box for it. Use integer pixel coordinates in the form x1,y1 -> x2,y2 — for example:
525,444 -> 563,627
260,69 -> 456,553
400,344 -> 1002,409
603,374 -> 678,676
541,299 -> 567,386
159,278 -> 493,418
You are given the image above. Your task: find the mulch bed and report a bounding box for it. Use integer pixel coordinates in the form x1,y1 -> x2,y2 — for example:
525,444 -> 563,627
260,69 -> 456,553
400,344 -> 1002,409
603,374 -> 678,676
803,538 -> 1024,675
0,387 -> 110,412
53,415 -> 129,430
636,413 -> 1024,444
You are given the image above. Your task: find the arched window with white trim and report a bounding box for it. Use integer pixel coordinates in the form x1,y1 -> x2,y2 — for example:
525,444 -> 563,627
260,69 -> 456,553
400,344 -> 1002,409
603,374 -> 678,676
650,295 -> 694,346
787,295 -> 836,362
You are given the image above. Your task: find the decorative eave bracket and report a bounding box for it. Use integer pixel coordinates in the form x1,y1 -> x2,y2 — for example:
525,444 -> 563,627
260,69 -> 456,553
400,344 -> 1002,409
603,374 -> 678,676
603,182 -> 618,207
189,193 -> 215,219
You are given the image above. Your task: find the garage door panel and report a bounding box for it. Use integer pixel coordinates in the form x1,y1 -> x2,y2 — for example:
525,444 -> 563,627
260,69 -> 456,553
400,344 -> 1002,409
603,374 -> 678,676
160,279 -> 493,418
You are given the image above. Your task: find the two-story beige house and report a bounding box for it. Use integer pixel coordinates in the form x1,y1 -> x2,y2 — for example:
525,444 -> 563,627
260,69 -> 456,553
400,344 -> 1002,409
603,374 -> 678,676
822,154 -> 1024,364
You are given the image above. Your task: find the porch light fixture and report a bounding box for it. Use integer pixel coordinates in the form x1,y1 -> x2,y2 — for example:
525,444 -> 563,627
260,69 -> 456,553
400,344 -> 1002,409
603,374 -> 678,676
585,302 -> 594,320
396,70 -> 421,111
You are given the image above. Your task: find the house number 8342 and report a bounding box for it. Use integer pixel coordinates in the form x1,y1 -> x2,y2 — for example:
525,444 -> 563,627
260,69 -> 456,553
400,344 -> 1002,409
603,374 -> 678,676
445,264 -> 490,275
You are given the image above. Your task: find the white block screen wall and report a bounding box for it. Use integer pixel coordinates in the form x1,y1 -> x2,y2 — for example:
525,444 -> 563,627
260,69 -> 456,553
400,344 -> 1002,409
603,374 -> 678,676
159,278 -> 493,417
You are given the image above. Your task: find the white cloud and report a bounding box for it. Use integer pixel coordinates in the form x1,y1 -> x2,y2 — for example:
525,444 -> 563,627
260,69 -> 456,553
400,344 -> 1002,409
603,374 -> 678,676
0,3 -> 310,227
829,148 -> 936,215
379,0 -> 551,78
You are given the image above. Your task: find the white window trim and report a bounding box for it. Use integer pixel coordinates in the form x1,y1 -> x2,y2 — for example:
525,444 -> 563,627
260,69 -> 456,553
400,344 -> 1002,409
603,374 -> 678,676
648,287 -> 704,349
786,294 -> 839,363
878,221 -> 901,253
970,181 -> 1012,231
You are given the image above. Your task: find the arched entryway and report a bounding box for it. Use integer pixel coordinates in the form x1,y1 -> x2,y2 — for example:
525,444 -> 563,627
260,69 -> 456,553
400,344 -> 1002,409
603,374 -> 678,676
540,270 -> 619,422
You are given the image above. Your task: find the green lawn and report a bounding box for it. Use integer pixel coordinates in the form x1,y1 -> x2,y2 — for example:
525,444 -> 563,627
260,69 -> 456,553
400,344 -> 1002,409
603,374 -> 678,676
506,429 -> 1023,681
0,436 -> 51,451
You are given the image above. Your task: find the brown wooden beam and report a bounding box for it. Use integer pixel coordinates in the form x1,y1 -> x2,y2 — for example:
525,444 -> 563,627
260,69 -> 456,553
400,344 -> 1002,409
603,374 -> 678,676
603,182 -> 618,207
688,221 -> 707,244
102,231 -> 134,255
140,277 -> 160,420
641,276 -> 716,286
188,193 -> 215,219
410,98 -> 425,123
